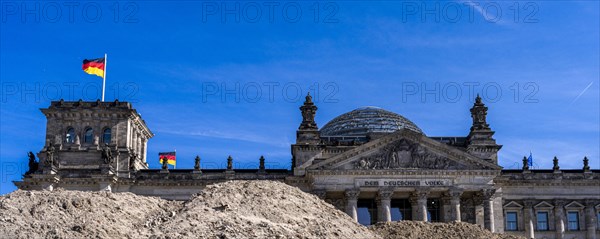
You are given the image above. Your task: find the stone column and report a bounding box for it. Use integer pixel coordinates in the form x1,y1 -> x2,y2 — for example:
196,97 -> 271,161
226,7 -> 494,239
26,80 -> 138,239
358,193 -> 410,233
377,189 -> 393,222
473,193 -> 485,228
523,199 -> 535,239
449,189 -> 463,222
585,200 -> 598,239
554,200 -> 566,239
410,188 -> 429,221
345,189 -> 360,222
482,189 -> 496,233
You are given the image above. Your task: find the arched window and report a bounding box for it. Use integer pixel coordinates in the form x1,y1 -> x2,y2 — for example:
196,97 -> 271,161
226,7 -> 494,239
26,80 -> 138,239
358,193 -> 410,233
84,128 -> 94,143
102,128 -> 112,144
65,127 -> 75,143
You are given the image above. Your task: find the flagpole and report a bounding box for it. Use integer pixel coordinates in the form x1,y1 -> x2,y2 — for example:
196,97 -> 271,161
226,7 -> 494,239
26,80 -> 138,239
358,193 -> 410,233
174,149 -> 176,169
102,53 -> 107,101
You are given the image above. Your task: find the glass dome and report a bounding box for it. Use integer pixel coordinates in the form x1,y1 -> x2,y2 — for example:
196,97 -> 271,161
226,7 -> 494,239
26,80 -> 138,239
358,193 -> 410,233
320,106 -> 422,137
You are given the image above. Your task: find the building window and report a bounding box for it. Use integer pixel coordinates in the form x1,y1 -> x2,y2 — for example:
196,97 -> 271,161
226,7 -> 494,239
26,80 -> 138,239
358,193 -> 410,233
426,199 -> 441,222
567,211 -> 579,231
357,199 -> 377,226
102,128 -> 111,144
84,128 -> 94,143
65,127 -> 75,143
505,212 -> 518,231
537,212 -> 549,231
391,199 -> 412,221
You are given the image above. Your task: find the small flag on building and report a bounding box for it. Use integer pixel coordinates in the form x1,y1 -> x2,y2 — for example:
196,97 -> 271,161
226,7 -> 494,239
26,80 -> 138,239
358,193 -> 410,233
527,152 -> 533,167
159,152 -> 176,166
82,57 -> 106,78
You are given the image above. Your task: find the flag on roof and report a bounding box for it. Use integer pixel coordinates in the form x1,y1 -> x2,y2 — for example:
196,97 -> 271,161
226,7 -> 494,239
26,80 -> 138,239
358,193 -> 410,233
159,152 -> 176,166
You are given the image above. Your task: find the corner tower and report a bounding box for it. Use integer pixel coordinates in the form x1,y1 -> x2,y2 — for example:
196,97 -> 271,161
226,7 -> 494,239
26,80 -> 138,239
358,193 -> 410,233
466,95 -> 502,164
291,93 -> 321,176
39,99 -> 153,177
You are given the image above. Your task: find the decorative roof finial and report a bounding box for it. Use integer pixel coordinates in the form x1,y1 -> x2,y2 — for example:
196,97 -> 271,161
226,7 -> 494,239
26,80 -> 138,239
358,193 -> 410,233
305,92 -> 313,104
299,92 -> 318,130
522,156 -> 529,171
469,94 -> 490,131
194,155 -> 201,170
259,155 -> 265,170
227,155 -> 233,170
552,156 -> 560,171
583,156 -> 590,171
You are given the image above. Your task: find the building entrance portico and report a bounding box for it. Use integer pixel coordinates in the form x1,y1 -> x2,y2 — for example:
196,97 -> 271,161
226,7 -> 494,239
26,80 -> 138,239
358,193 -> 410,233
330,184 -> 492,225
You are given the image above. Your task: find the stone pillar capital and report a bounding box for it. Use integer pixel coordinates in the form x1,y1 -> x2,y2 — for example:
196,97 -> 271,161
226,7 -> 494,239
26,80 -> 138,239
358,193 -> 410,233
345,189 -> 360,200
410,188 -> 430,201
523,199 -> 536,208
554,199 -> 567,208
481,188 -> 496,200
312,189 -> 327,200
449,188 -> 463,200
377,189 -> 394,201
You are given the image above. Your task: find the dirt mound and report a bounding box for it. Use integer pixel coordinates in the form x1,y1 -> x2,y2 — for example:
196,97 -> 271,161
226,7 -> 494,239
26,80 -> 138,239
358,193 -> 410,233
0,181 -> 379,239
369,221 -> 525,239
0,189 -> 181,239
0,181 -> 525,239
154,180 -> 379,239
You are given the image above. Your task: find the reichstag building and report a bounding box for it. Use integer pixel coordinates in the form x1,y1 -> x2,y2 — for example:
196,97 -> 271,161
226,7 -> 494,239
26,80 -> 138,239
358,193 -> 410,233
15,95 -> 600,239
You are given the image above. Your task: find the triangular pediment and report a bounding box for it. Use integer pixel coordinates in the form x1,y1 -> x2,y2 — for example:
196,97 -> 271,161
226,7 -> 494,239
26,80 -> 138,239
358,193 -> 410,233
534,201 -> 554,209
308,129 -> 501,171
503,201 -> 523,209
565,201 -> 585,209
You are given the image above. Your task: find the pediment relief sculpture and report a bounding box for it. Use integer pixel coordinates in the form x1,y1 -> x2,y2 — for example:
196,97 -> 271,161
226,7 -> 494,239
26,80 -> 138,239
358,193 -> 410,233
353,139 -> 469,170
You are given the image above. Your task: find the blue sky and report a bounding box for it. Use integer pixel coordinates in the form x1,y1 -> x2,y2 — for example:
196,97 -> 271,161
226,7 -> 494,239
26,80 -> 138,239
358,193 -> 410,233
1,1 -> 598,195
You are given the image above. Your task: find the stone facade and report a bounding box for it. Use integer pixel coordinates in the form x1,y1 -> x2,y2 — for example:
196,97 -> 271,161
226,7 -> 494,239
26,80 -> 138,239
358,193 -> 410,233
14,97 -> 600,239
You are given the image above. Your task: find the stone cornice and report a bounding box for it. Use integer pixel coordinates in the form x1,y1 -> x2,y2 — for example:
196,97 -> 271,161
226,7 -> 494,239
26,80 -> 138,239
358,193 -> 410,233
306,169 -> 500,176
495,179 -> 600,187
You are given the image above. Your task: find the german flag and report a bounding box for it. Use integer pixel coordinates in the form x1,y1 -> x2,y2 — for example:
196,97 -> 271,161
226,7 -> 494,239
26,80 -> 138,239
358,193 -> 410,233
82,57 -> 105,78
159,152 -> 176,166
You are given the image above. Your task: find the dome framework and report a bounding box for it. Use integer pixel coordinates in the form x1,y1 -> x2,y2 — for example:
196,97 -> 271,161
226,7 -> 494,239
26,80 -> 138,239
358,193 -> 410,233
319,106 -> 423,137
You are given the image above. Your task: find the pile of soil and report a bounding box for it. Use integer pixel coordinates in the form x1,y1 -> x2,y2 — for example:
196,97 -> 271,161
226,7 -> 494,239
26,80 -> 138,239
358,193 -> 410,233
154,180 -> 378,238
369,221 -> 525,239
0,181 -> 525,239
0,189 -> 181,239
0,181 -> 379,239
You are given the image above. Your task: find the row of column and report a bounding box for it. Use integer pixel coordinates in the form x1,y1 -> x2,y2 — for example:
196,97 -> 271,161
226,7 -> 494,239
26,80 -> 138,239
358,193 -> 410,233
344,188 -> 495,228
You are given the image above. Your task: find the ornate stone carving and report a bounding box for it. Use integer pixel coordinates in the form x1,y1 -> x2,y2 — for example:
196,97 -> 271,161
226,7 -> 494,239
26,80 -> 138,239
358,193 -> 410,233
194,155 -> 201,170
410,188 -> 429,202
259,155 -> 265,170
470,94 -> 490,131
299,92 -> 318,130
344,189 -> 360,200
481,188 -> 496,200
161,156 -> 169,170
522,156 -> 529,170
101,144 -> 114,164
523,199 -> 535,209
583,156 -> 590,171
129,150 -> 138,170
227,155 -> 233,170
377,189 -> 394,200
554,199 -> 567,208
553,156 -> 560,171
353,139 -> 468,170
45,143 -> 58,167
26,151 -> 38,174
